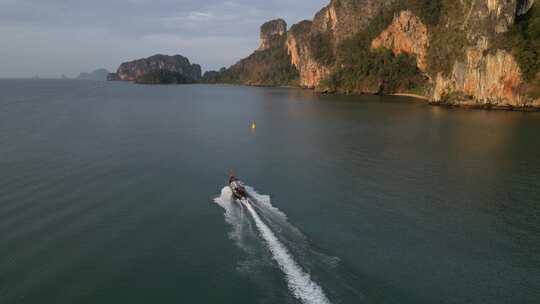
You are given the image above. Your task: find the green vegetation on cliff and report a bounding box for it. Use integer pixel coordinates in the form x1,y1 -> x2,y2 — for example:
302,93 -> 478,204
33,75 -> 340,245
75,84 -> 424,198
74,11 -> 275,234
135,71 -> 197,84
202,18 -> 297,87
424,1 -> 469,76
209,46 -> 298,86
320,0 -> 443,94
347,0 -> 466,73
310,32 -> 335,66
325,46 -> 425,94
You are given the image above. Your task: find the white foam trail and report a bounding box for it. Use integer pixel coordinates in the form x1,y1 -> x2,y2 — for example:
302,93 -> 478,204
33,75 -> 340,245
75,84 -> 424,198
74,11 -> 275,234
241,199 -> 331,304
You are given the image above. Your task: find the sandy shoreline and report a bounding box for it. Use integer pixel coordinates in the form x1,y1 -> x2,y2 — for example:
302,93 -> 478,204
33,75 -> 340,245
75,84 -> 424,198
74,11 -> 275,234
391,93 -> 431,101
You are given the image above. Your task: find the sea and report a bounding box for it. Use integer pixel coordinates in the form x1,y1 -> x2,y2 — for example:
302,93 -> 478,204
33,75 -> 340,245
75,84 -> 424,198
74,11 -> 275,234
1,79 -> 539,304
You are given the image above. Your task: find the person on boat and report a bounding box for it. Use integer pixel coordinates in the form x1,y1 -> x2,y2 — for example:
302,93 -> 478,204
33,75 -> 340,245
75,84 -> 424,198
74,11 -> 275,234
228,172 -> 247,199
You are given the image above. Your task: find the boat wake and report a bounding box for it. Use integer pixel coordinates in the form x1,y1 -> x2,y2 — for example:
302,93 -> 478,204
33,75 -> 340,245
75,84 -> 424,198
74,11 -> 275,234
214,186 -> 331,304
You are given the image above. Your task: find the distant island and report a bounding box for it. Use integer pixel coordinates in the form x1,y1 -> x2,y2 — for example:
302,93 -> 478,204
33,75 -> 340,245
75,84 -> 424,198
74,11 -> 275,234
77,69 -> 110,81
108,54 -> 201,84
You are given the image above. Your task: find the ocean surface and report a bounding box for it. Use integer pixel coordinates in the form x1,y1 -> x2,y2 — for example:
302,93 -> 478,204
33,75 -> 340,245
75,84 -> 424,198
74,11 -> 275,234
1,79 -> 539,304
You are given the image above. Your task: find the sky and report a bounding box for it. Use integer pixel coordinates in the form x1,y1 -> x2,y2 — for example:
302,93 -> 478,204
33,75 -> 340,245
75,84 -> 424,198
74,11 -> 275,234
0,0 -> 328,78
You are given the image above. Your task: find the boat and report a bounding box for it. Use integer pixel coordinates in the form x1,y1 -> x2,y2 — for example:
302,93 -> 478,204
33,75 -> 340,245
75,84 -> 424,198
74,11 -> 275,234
229,174 -> 247,200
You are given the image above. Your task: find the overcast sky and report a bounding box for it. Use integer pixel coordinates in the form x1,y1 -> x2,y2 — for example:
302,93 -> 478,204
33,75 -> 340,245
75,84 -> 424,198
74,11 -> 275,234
0,0 -> 328,78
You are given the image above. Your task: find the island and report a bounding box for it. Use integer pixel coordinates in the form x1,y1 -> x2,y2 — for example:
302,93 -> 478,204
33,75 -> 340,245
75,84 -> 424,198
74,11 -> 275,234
108,54 -> 202,84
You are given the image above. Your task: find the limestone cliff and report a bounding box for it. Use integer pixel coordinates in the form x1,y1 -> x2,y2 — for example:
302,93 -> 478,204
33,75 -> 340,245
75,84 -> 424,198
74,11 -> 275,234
430,0 -> 539,108
287,0 -> 395,89
286,21 -> 331,89
433,45 -> 526,107
311,0 -> 396,45
206,20 -> 298,86
112,54 -> 202,84
219,0 -> 540,109
258,19 -> 287,51
214,0 -> 399,89
371,10 -> 428,72
367,4 -> 532,107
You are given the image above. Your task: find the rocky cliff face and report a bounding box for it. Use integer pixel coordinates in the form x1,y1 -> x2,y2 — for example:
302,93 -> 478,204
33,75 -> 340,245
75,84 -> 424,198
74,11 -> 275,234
431,0 -> 538,108
366,2 -> 532,107
486,0 -> 520,33
113,54 -> 201,83
518,0 -> 535,15
286,0 -> 395,89
222,0 -> 539,109
258,19 -> 287,51
371,10 -> 428,71
207,20 -> 298,86
286,21 -> 330,88
312,0 -> 395,44
433,45 -> 526,107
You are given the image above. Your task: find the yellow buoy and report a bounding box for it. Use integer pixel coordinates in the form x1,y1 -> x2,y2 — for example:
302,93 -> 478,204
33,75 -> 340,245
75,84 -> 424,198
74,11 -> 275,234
251,122 -> 256,130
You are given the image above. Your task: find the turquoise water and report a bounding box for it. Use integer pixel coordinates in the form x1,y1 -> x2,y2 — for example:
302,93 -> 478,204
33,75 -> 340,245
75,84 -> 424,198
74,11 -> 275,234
1,79 -> 539,303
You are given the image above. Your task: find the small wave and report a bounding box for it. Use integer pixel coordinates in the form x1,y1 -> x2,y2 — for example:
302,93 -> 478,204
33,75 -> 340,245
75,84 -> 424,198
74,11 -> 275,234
245,186 -> 288,220
246,186 -> 307,245
213,187 -> 254,252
